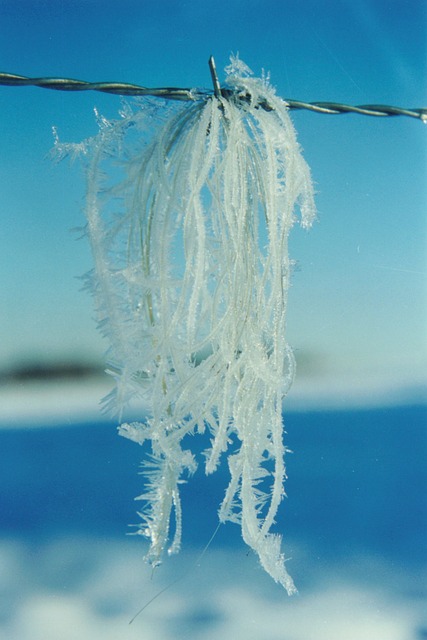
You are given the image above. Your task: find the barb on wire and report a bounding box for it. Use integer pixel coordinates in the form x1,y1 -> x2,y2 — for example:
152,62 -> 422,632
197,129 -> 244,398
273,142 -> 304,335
0,70 -> 426,122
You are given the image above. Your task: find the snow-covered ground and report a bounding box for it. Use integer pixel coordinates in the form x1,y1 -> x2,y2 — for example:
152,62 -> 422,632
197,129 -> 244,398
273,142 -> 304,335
0,535 -> 425,640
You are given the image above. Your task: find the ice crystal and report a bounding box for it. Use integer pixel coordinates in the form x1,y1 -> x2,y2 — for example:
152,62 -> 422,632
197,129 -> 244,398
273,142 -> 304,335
69,57 -> 315,593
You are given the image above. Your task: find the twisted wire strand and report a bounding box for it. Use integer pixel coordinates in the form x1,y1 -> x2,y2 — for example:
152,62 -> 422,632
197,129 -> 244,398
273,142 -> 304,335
1,71 -> 426,122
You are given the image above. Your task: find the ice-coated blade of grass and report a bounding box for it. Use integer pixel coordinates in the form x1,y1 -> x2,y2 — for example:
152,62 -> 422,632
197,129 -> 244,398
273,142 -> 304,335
58,56 -> 315,593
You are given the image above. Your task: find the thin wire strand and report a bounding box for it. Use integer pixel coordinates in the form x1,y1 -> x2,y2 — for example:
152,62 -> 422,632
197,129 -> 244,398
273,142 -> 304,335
1,71 -> 426,121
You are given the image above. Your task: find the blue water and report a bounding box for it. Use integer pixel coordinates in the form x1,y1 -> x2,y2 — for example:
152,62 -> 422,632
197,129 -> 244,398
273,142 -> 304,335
1,404 -> 426,558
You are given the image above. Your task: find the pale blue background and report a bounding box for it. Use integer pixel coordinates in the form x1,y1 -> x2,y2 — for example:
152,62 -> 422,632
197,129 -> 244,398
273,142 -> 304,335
0,3 -> 426,639
0,0 -> 426,397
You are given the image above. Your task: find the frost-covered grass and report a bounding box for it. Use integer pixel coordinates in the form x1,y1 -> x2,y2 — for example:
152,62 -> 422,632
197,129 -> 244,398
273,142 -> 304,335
55,56 -> 315,592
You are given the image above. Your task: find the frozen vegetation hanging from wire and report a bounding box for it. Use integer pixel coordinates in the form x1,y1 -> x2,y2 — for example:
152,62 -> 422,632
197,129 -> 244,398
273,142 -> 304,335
55,56 -> 316,594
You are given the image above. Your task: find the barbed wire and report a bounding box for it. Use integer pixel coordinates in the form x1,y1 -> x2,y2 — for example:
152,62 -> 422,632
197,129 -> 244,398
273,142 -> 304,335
1,70 -> 426,122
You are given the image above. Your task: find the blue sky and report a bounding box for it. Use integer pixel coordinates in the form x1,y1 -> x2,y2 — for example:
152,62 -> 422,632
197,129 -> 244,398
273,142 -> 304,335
0,0 -> 426,395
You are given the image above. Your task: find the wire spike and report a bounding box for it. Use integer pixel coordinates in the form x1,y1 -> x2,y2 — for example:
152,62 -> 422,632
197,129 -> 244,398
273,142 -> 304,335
208,56 -> 221,99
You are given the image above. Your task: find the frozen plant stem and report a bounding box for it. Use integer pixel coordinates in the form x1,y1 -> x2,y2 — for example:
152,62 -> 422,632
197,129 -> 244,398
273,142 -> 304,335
59,56 -> 315,593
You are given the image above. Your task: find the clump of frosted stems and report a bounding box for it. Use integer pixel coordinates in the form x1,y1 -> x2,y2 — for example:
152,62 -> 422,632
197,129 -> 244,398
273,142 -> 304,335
64,57 -> 315,593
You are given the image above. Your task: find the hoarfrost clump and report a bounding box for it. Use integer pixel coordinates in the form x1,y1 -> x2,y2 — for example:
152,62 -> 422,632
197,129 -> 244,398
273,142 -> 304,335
57,56 -> 315,594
